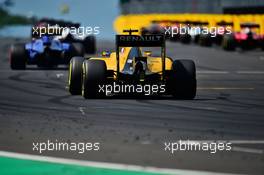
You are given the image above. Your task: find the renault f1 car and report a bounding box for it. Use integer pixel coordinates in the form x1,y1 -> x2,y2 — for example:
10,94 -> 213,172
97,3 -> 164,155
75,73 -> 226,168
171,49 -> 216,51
10,32 -> 84,69
68,29 -> 196,99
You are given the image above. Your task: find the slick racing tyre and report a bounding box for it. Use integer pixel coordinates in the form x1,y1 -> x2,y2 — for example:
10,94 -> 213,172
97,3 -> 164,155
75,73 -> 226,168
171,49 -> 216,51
68,56 -> 85,95
194,34 -> 200,44
71,43 -> 85,56
83,35 -> 96,54
168,60 -> 196,99
10,44 -> 27,70
261,41 -> 264,51
199,34 -> 212,47
179,34 -> 191,44
82,60 -> 106,99
222,35 -> 236,51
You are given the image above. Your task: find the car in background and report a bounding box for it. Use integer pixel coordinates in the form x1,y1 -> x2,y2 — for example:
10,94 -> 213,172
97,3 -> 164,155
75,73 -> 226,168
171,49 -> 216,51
32,18 -> 96,54
140,20 -> 173,40
10,30 -> 84,69
212,21 -> 233,46
177,21 -> 193,44
141,22 -> 165,35
222,23 -> 264,51
196,22 -> 214,47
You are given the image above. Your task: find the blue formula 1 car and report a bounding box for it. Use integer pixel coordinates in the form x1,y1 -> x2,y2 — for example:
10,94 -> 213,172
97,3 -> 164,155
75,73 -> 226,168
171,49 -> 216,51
10,35 -> 84,69
32,18 -> 96,54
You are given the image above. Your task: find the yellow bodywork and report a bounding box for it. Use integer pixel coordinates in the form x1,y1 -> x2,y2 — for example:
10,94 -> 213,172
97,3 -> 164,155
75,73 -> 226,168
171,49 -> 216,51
114,14 -> 264,35
90,47 -> 173,80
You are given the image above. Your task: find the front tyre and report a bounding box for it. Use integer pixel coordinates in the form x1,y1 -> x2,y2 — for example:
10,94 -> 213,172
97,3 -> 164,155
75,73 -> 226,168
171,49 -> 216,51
168,60 -> 197,99
68,56 -> 85,95
82,60 -> 106,99
10,44 -> 27,70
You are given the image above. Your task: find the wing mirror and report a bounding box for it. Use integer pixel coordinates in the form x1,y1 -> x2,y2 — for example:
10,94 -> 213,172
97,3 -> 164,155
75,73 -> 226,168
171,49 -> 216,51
102,51 -> 111,57
143,51 -> 152,56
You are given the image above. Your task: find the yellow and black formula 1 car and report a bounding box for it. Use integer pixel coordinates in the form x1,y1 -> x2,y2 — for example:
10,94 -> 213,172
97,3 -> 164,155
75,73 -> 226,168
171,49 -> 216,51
68,29 -> 196,99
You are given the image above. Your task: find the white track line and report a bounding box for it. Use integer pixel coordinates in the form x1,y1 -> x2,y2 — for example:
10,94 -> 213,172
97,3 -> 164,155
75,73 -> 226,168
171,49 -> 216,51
172,140 -> 264,155
78,107 -> 86,115
236,71 -> 264,74
56,73 -> 64,78
232,147 -> 264,154
0,151 -> 241,175
198,87 -> 254,90
179,140 -> 264,144
176,140 -> 264,144
230,140 -> 264,144
259,56 -> 264,61
197,71 -> 229,74
190,106 -> 218,111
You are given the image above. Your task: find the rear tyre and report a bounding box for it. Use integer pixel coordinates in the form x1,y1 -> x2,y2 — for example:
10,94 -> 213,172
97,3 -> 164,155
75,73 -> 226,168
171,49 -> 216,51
10,44 -> 27,70
168,60 -> 196,99
180,34 -> 191,44
65,43 -> 84,64
199,34 -> 212,47
82,60 -> 106,99
68,56 -> 85,95
222,35 -> 236,51
261,41 -> 264,51
71,43 -> 85,56
215,34 -> 223,45
194,34 -> 200,44
83,35 -> 96,54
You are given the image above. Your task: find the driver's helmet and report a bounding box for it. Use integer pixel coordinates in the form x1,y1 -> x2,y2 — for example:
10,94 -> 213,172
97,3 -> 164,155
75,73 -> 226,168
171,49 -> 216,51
42,35 -> 53,46
243,27 -> 251,34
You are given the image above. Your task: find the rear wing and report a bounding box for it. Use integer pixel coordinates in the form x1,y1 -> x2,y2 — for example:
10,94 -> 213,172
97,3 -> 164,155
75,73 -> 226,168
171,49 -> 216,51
240,23 -> 260,28
32,18 -> 80,37
115,30 -> 166,81
217,21 -> 233,26
116,35 -> 165,47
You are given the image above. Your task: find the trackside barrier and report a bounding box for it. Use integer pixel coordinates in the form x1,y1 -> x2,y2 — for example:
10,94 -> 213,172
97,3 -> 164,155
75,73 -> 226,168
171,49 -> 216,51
114,14 -> 264,35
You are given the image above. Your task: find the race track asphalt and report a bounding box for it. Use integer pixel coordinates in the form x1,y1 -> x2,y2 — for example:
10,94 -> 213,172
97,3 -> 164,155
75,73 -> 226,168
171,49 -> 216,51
0,37 -> 263,174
